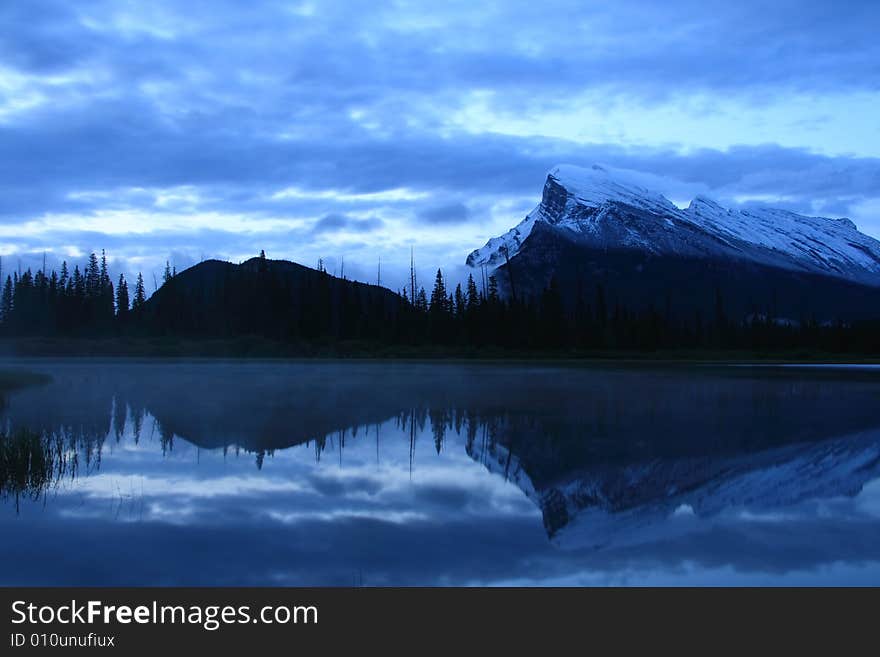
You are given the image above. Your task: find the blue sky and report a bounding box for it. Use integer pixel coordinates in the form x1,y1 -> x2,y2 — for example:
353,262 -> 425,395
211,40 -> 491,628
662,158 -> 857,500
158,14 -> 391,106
1,0 -> 878,291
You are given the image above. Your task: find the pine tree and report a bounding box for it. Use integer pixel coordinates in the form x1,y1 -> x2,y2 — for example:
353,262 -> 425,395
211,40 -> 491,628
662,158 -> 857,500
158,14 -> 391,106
466,274 -> 479,312
415,287 -> 428,312
454,283 -> 465,318
72,265 -> 85,298
85,252 -> 100,297
488,276 -> 499,304
0,275 -> 12,323
132,273 -> 146,310
429,269 -> 448,313
98,250 -> 115,325
163,261 -> 173,285
105,280 -> 114,323
100,250 -> 110,289
116,274 -> 130,316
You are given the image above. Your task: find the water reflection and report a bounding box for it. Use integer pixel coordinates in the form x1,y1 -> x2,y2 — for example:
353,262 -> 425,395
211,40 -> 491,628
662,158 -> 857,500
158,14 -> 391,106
1,360 -> 880,585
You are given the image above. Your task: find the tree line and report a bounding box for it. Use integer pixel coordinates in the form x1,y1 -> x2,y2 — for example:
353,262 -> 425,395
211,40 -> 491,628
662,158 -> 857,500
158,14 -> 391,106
397,268 -> 880,354
0,249 -> 878,354
0,252 -> 160,337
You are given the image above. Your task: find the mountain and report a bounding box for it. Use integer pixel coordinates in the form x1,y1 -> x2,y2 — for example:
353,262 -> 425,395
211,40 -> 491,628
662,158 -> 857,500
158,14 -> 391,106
137,256 -> 403,340
468,165 -> 880,321
471,424 -> 880,549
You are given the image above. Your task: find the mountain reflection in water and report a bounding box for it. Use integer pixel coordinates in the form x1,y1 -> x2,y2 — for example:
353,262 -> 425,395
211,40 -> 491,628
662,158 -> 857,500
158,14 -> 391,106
1,360 -> 880,586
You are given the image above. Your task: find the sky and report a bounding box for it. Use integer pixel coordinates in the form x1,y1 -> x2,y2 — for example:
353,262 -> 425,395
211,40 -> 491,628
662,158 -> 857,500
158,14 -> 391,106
1,0 -> 879,292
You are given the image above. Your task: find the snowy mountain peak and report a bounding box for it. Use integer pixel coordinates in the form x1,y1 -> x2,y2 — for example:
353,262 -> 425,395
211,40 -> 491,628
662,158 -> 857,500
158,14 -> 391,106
466,164 -> 683,268
546,164 -> 679,216
836,216 -> 858,231
688,195 -> 727,214
467,164 -> 880,286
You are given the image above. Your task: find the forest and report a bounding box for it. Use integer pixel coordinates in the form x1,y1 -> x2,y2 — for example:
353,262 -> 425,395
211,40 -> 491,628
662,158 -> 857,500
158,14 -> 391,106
0,249 -> 878,356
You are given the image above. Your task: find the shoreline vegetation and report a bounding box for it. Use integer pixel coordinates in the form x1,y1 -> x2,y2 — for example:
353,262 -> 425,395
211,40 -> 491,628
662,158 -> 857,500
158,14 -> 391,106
1,336 -> 879,363
1,249 -> 878,360
0,369 -> 54,504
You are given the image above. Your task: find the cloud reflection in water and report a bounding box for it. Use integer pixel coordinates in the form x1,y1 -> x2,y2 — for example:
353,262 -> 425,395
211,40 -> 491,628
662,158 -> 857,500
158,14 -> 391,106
1,360 -> 880,586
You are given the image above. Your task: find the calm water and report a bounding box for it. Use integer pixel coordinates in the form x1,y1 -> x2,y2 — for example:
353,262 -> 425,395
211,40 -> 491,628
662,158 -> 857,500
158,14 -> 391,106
2,359 -> 880,586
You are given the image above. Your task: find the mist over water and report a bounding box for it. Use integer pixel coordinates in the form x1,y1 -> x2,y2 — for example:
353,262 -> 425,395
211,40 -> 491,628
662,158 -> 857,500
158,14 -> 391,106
2,360 -> 880,586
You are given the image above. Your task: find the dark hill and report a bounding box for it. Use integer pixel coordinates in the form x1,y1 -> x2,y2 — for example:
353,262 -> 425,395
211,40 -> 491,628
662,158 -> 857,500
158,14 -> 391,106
138,256 -> 404,341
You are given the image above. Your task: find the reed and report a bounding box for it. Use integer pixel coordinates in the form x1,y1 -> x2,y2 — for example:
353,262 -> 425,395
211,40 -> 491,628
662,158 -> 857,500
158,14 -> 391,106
0,429 -> 67,501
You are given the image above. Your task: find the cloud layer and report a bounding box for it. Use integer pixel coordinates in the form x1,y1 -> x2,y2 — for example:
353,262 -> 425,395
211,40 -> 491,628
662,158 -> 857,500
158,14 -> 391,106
1,0 -> 878,289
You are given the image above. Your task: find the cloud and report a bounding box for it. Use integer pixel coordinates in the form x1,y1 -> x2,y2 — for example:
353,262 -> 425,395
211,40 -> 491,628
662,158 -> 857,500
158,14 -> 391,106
311,214 -> 348,233
419,203 -> 470,225
311,213 -> 384,235
0,0 -> 877,290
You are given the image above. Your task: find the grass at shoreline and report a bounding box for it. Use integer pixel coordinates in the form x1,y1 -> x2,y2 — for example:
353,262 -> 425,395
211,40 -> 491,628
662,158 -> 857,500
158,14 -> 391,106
0,336 -> 878,364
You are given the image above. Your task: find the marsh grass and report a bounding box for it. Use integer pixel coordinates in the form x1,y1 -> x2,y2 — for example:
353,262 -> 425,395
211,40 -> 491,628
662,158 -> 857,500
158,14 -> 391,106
0,430 -> 79,512
0,370 -> 61,506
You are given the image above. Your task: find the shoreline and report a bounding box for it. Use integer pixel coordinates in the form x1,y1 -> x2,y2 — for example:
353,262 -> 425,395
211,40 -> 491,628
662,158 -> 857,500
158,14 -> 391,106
0,337 -> 878,365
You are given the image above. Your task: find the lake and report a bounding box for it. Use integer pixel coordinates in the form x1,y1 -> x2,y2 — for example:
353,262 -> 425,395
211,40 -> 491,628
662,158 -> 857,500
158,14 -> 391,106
1,359 -> 880,586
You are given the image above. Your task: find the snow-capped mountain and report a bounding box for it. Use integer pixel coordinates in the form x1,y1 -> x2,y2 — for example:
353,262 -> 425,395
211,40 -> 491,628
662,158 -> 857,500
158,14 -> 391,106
466,164 -> 880,320
468,164 -> 880,287
469,421 -> 880,550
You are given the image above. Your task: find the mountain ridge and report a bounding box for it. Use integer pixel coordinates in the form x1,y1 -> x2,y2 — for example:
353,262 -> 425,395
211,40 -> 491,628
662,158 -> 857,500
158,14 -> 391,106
468,164 -> 880,288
